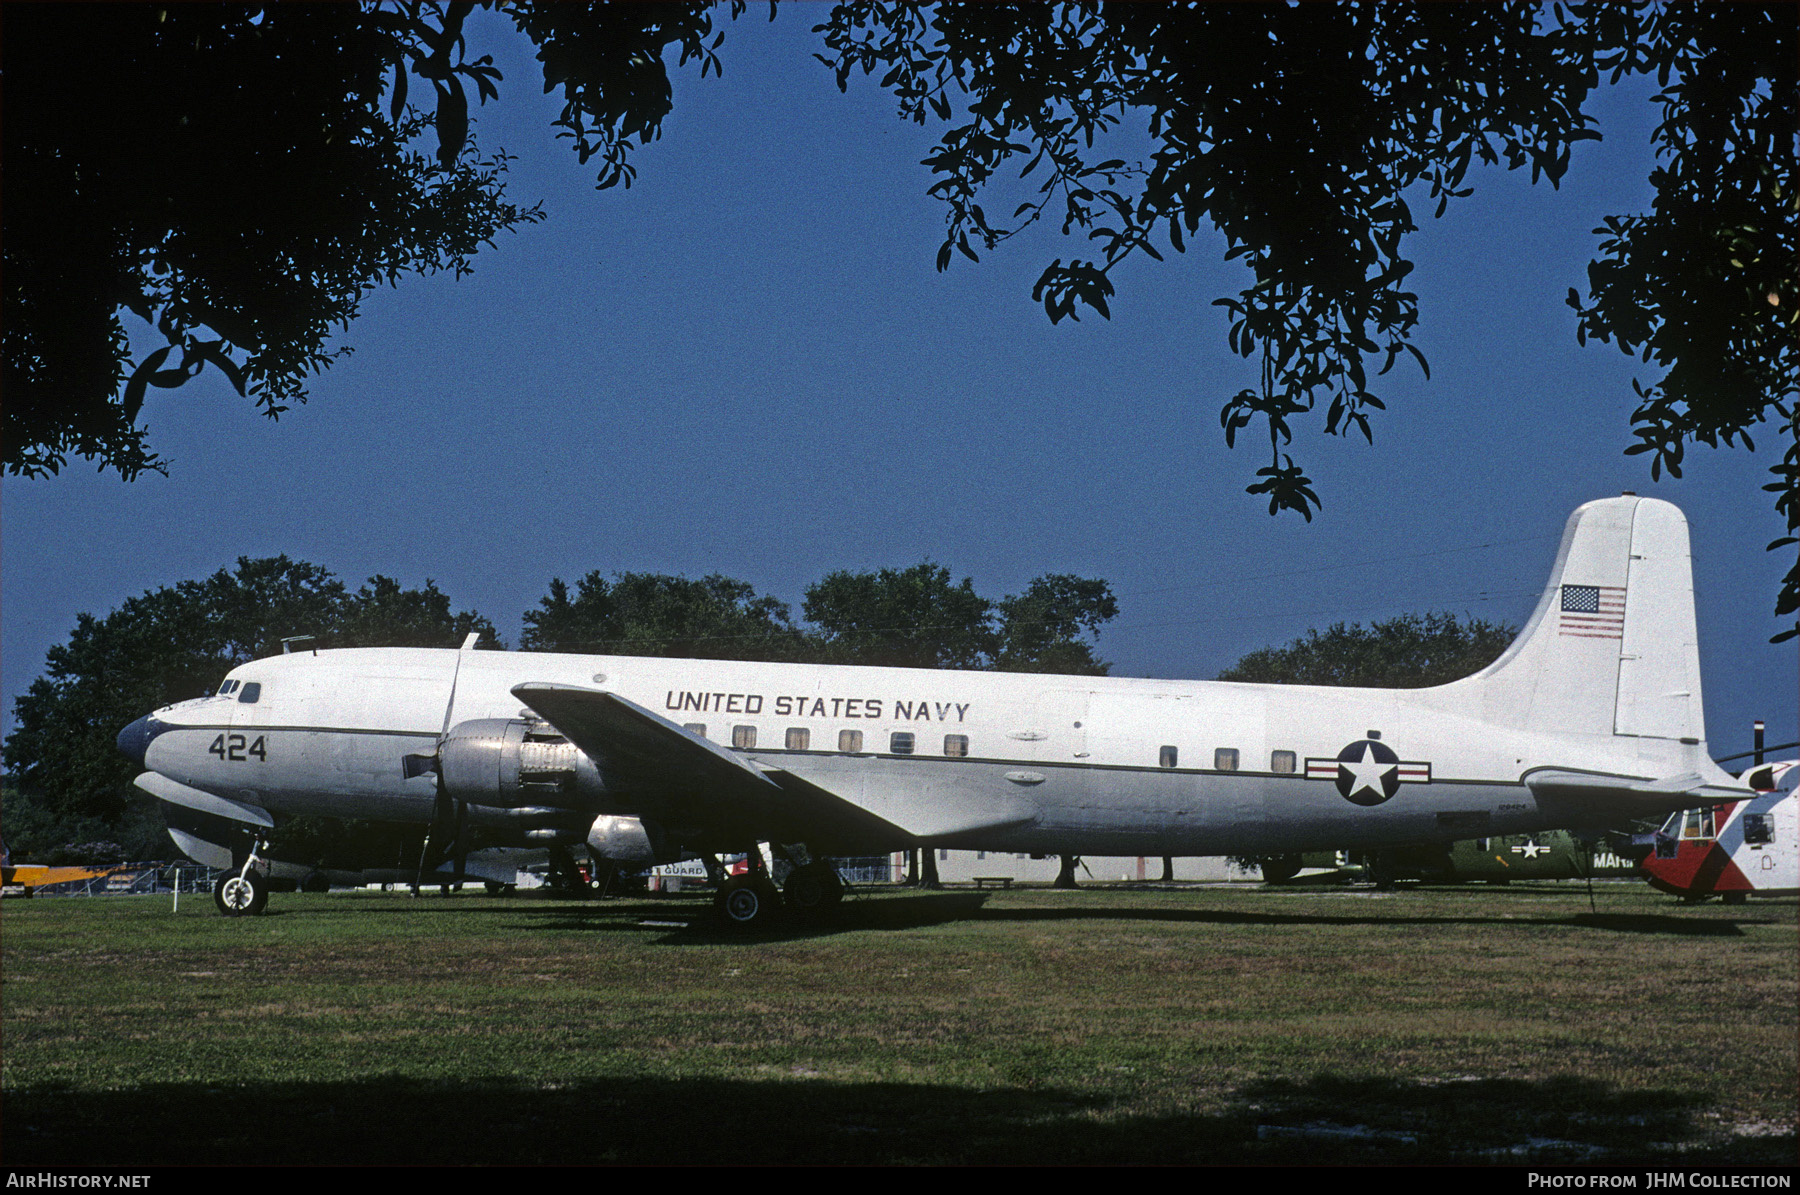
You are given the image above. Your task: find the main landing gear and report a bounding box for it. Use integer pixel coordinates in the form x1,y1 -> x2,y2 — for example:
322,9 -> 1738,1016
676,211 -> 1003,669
780,860 -> 844,918
715,873 -> 784,928
711,849 -> 845,930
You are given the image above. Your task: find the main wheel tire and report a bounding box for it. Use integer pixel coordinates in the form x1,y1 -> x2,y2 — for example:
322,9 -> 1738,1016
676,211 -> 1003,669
715,874 -> 782,929
782,862 -> 844,920
214,870 -> 267,917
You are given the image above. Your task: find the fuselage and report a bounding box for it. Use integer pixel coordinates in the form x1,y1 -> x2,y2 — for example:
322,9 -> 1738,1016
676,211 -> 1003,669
126,643 -> 1726,858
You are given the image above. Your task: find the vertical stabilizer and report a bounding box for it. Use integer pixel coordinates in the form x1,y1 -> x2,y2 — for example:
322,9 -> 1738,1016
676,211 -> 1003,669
1460,496 -> 1704,746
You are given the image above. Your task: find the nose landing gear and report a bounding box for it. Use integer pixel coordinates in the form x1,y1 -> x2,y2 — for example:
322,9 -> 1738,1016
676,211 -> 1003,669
214,837 -> 270,916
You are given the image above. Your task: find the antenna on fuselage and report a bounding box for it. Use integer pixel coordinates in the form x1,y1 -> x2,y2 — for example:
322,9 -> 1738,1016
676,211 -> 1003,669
281,635 -> 316,656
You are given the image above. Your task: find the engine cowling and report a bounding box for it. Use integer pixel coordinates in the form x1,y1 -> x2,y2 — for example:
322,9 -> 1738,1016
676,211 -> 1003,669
587,814 -> 675,863
438,718 -> 605,810
435,719 -> 683,862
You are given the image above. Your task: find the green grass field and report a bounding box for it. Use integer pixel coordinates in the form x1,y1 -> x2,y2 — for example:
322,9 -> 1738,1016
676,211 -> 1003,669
3,882 -> 1794,1165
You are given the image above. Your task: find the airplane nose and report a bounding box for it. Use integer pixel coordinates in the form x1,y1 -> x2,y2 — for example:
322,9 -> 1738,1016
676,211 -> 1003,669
116,715 -> 160,767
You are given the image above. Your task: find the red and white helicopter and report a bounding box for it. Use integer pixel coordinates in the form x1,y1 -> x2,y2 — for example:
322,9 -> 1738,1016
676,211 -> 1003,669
1641,759 -> 1797,903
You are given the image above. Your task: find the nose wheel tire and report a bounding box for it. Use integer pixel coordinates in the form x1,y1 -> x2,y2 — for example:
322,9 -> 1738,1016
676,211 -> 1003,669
715,875 -> 782,929
214,870 -> 268,916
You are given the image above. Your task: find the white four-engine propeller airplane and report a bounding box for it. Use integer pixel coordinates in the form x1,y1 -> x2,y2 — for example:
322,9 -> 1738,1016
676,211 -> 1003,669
118,495 -> 1748,926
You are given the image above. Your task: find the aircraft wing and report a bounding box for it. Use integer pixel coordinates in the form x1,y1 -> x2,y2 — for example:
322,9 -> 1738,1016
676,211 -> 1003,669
511,684 -> 911,853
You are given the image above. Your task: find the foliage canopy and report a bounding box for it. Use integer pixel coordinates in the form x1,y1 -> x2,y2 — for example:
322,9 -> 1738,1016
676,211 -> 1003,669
1215,612 -> 1517,689
4,2 -> 1792,631
818,1 -> 1797,633
0,1 -> 728,479
522,571 -> 807,660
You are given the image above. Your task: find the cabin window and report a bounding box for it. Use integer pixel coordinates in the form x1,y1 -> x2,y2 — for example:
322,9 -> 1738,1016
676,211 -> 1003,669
237,682 -> 262,704
1271,750 -> 1296,774
1743,813 -> 1774,845
1159,745 -> 1178,768
684,723 -> 707,737
938,849 -> 949,861
1215,748 -> 1239,772
786,728 -> 810,750
732,725 -> 757,750
944,734 -> 969,758
839,729 -> 863,753
890,731 -> 915,755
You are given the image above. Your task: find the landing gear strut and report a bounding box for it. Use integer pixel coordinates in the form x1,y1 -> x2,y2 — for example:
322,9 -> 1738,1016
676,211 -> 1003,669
215,837 -> 270,916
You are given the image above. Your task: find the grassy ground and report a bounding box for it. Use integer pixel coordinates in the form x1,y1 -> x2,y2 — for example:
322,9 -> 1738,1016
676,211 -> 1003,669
2,881 -> 1793,1165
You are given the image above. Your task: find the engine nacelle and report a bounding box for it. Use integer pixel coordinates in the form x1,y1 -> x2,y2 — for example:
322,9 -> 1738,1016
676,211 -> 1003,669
586,814 -> 677,863
439,718 -> 605,810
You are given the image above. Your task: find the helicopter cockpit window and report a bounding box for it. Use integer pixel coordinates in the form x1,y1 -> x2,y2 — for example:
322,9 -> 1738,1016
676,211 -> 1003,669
1681,808 -> 1716,840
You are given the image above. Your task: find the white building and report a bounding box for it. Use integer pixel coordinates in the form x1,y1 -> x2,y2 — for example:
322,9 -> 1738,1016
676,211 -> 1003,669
906,851 -> 1258,885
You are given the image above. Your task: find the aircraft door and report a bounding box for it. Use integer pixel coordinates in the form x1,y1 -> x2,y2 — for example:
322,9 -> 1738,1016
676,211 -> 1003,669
1027,690 -> 1090,763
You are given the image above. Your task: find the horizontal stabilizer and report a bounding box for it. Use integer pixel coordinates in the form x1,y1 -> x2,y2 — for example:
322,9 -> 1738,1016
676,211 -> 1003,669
135,772 -> 275,829
1525,767 -> 1751,809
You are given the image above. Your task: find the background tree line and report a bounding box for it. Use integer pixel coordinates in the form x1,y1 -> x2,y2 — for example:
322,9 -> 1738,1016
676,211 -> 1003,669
2,554 -> 1513,865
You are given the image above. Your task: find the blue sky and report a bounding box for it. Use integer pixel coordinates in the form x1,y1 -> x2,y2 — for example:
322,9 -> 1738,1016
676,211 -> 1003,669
4,8 -> 1792,762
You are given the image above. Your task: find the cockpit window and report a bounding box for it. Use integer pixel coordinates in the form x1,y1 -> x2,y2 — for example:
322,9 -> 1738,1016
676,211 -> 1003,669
237,682 -> 262,704
217,680 -> 239,696
1680,808 -> 1716,840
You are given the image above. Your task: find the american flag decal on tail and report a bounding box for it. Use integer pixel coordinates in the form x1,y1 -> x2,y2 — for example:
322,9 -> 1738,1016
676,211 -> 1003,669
1559,584 -> 1626,639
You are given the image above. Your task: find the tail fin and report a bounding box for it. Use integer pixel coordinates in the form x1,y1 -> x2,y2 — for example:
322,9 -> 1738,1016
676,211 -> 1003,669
1460,495 -> 1704,745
